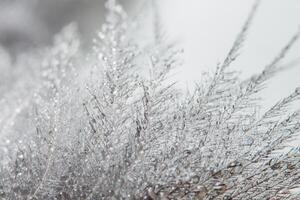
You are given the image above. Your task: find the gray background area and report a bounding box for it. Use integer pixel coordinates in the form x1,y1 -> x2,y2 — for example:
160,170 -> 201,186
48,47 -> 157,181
0,0 -> 300,111
160,0 -> 300,111
0,0 -> 107,54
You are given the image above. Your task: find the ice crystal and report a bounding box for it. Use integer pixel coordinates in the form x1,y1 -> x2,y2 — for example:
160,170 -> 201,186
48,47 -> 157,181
1,0 -> 300,199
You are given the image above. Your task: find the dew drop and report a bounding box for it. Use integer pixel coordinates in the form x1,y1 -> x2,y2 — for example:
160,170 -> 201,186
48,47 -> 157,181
242,136 -> 254,146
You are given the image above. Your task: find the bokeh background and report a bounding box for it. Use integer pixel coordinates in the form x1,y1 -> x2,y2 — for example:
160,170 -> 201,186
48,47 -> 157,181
160,0 -> 300,111
0,0 -> 300,110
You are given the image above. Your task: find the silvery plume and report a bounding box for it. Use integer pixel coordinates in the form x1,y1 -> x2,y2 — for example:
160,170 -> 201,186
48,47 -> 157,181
0,0 -> 300,199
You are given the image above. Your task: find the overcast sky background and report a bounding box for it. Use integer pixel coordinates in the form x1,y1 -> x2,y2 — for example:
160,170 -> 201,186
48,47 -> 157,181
0,0 -> 299,111
160,0 -> 300,110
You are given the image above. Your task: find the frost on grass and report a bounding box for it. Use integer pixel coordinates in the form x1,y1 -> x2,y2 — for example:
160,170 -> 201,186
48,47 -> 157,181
1,0 -> 300,199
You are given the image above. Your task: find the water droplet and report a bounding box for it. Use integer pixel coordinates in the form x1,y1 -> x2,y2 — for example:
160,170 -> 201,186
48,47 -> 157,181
98,32 -> 105,40
98,53 -> 104,60
213,182 -> 227,194
223,195 -> 233,200
278,188 -> 289,195
146,187 -> 157,199
195,185 -> 208,199
190,175 -> 200,184
242,136 -> 254,146
227,161 -> 242,168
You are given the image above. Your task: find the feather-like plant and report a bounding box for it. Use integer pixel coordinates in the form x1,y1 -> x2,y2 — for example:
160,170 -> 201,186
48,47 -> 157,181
1,0 -> 300,199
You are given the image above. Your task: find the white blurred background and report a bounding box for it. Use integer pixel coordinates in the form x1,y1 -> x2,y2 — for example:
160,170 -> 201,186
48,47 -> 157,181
0,0 -> 300,109
160,0 -> 300,110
